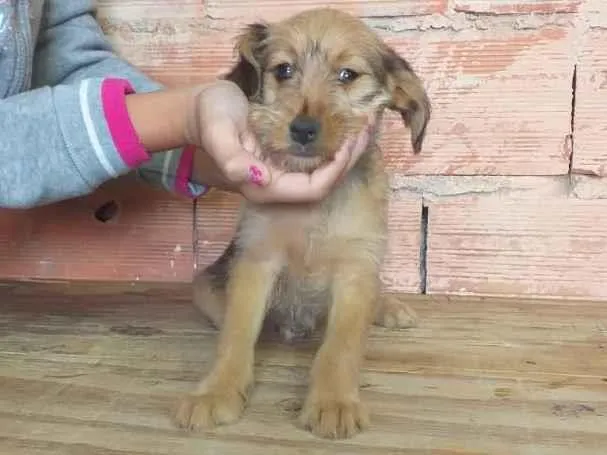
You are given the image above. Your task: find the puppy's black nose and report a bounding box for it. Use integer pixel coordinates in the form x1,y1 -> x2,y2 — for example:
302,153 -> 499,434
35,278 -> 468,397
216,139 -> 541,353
289,115 -> 320,146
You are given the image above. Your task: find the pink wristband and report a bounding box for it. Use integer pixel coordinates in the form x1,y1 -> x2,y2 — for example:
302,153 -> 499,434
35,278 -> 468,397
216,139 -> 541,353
175,144 -> 198,197
101,78 -> 150,168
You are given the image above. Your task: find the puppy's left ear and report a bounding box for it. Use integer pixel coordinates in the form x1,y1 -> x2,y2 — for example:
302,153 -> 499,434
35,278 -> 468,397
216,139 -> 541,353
223,23 -> 269,100
383,49 -> 431,154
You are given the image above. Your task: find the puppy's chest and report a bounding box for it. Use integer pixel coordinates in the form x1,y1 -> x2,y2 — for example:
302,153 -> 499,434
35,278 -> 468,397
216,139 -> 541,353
243,208 -> 359,276
253,209 -> 331,273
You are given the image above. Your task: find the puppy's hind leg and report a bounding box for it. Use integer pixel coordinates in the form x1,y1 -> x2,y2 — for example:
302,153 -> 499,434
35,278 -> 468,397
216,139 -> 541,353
374,293 -> 418,329
176,252 -> 282,431
192,241 -> 238,329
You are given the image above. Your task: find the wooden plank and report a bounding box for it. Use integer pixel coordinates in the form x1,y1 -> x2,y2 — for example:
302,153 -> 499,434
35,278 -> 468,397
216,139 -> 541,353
0,288 -> 606,454
0,177 -> 194,282
426,195 -> 607,299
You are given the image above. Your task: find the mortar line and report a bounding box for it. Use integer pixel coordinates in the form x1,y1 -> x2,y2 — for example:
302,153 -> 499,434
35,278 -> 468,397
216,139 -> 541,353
419,202 -> 429,295
568,64 -> 577,175
192,198 -> 199,274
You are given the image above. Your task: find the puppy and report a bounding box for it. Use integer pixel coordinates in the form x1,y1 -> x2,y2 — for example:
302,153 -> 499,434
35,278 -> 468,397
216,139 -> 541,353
175,8 -> 430,439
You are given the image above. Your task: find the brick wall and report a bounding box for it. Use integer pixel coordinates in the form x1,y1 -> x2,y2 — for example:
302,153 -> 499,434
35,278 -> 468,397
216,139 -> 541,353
1,0 -> 606,300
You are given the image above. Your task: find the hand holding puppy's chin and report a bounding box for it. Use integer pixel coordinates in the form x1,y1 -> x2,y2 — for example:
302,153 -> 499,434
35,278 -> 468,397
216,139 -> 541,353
191,114 -> 374,204
237,121 -> 374,204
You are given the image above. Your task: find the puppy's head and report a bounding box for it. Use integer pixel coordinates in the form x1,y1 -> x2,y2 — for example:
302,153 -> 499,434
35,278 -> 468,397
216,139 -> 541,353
225,8 -> 431,173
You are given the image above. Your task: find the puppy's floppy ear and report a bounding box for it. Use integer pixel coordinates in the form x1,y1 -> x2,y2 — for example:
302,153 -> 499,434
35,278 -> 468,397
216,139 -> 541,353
223,23 -> 268,100
383,49 -> 431,154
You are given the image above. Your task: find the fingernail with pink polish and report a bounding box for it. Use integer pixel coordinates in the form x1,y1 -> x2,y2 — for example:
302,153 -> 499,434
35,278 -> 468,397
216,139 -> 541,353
248,165 -> 264,186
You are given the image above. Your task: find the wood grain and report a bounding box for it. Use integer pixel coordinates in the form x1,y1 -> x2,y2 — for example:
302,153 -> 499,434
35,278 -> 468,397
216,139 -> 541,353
1,285 -> 606,454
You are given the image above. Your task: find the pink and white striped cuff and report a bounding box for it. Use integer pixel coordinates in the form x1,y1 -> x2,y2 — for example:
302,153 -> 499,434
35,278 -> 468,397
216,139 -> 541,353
101,78 -> 150,169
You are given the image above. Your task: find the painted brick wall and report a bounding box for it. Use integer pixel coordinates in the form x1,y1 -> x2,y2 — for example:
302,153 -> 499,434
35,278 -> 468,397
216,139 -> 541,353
1,0 -> 606,300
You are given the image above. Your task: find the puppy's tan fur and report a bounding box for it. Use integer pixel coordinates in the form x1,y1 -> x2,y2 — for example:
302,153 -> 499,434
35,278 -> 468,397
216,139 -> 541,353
175,8 -> 430,439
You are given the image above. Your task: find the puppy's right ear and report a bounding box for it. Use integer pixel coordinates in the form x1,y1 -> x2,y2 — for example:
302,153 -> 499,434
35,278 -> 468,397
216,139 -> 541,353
223,23 -> 268,100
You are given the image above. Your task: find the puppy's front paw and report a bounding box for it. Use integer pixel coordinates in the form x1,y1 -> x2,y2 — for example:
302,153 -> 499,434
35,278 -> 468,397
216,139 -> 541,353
375,294 -> 418,329
299,393 -> 369,439
175,387 -> 246,431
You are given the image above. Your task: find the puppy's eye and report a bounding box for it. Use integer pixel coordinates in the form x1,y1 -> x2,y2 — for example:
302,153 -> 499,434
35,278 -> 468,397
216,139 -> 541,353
274,63 -> 294,81
337,68 -> 359,83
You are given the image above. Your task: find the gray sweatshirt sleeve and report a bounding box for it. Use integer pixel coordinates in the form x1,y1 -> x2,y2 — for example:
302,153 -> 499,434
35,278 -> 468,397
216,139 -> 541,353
0,0 -> 206,209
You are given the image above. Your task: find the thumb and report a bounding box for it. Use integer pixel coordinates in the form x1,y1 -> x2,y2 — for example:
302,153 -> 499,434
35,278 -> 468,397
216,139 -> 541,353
220,131 -> 270,187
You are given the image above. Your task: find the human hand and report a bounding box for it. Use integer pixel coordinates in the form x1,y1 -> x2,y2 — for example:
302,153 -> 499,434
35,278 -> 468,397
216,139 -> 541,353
186,80 -> 374,203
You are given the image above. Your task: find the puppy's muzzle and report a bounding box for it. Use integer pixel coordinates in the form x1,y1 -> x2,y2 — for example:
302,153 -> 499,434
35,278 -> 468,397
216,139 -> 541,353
289,115 -> 320,156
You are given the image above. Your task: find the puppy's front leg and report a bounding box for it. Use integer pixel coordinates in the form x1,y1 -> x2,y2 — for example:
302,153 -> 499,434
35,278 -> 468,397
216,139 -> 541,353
300,261 -> 378,439
176,255 -> 280,431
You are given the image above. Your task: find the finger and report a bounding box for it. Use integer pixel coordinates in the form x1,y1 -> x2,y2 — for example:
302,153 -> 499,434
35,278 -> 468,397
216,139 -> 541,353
243,171 -> 320,203
203,122 -> 270,186
307,136 -> 355,191
240,130 -> 257,155
240,131 -> 272,186
240,119 -> 374,204
202,80 -> 250,133
244,138 -> 356,203
344,120 -> 374,170
222,156 -> 270,188
202,119 -> 242,165
305,122 -> 372,192
241,131 -> 265,161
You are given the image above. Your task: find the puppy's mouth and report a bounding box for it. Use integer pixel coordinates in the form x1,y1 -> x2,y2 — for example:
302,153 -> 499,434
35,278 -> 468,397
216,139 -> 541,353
267,146 -> 327,173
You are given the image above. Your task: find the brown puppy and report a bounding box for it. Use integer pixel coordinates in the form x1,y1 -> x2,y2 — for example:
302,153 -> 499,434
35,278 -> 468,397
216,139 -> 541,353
175,8 -> 430,439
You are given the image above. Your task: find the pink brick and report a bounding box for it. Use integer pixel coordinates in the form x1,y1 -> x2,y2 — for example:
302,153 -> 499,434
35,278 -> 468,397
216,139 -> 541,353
97,0 -> 204,18
426,195 -> 607,300
98,27 -> 235,89
381,194 -> 423,293
571,28 -> 607,176
195,191 -> 241,269
195,191 -> 422,293
583,0 -> 607,16
454,0 -> 581,14
0,177 -> 195,283
204,0 -> 446,23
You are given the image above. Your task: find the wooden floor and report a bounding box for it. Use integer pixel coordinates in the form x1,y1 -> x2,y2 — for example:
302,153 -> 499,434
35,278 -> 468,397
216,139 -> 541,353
1,283 -> 606,455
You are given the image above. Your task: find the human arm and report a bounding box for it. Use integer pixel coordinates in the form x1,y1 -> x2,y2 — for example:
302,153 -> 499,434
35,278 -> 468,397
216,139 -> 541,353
1,0 -> 372,209
33,1 -> 375,204
28,0 -> 206,200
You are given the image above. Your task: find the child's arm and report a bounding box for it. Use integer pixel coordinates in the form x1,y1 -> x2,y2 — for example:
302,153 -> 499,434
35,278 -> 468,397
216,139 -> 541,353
31,0 -> 206,200
0,82 -> 201,208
